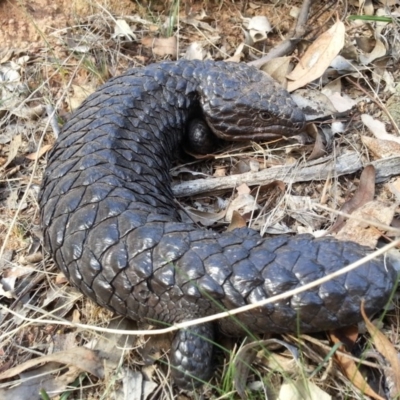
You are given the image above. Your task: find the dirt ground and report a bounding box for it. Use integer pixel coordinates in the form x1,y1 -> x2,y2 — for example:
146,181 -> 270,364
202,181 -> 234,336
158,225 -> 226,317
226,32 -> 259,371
0,0 -> 136,46
1,0 -> 400,399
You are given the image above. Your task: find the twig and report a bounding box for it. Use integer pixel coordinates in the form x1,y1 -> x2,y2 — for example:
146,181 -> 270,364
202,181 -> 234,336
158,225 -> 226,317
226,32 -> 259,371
247,0 -> 312,68
172,153 -> 400,198
173,152 -> 361,197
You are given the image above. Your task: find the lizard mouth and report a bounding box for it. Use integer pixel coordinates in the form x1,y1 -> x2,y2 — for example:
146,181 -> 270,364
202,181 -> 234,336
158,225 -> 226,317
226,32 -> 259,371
206,118 -> 306,141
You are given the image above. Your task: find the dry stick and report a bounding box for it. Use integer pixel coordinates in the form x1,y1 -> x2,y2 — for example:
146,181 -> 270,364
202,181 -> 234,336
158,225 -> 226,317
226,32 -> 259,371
345,76 -> 400,135
247,0 -> 312,68
173,152 -> 360,197
172,153 -> 400,198
1,238 -> 398,337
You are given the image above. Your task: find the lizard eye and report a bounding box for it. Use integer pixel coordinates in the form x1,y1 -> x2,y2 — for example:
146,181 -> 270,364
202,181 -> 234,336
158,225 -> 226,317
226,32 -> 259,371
260,111 -> 271,121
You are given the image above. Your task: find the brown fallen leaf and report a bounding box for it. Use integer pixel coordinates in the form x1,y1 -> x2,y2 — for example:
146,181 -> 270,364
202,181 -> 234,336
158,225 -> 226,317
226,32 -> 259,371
67,84 -> 96,112
182,206 -> 226,227
26,144 -> 53,161
326,92 -> 357,113
233,338 -> 300,400
2,133 -> 22,169
250,180 -> 285,204
360,39 -> 387,65
278,380 -> 331,400
260,56 -> 292,86
291,88 -> 338,119
233,341 -> 258,399
227,210 -> 247,231
225,193 -> 259,222
141,36 -> 177,57
213,167 -> 226,177
361,301 -> 400,398
330,325 -> 359,350
361,136 -> 400,159
0,364 -> 82,400
287,19 -> 345,92
329,331 -> 385,400
0,347 -> 104,380
362,114 -> 400,145
380,82 -> 400,128
335,200 -> 395,248
330,165 -> 376,233
236,183 -> 251,195
388,177 -> 400,202
307,123 -> 327,161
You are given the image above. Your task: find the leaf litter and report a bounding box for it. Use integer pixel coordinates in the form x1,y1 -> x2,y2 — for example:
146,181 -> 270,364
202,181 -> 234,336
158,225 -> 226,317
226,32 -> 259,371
1,0 -> 400,399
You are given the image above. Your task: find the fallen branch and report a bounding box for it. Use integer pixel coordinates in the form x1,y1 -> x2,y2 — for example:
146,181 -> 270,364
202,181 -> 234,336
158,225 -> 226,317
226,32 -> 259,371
172,153 -> 400,198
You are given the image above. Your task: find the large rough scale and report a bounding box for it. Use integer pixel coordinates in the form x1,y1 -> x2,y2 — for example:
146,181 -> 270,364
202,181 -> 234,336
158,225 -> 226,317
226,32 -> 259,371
39,60 -> 397,388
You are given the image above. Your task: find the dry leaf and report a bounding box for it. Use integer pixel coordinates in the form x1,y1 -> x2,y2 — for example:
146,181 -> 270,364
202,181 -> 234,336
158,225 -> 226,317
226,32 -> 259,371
122,369 -> 157,400
25,144 -> 53,161
0,347 -> 104,380
227,43 -> 245,63
278,381 -> 331,400
381,82 -> 400,126
182,14 -> 217,34
246,16 -> 272,33
225,194 -> 259,222
55,272 -> 69,284
183,206 -> 226,227
330,325 -> 359,348
232,160 -> 254,174
88,318 -> 137,374
0,284 -> 13,299
234,339 -> 300,399
330,331 -> 385,400
185,42 -> 205,60
325,92 -> 357,113
2,133 -> 21,169
335,200 -> 395,247
237,183 -> 250,195
226,210 -> 247,231
360,39 -> 387,65
388,178 -> 400,202
361,301 -> 400,398
260,56 -> 292,86
361,136 -> 400,159
291,89 -> 337,120
287,20 -> 345,91
11,104 -> 45,119
213,167 -> 226,177
362,114 -> 400,145
5,189 -> 19,210
244,16 -> 272,44
141,36 -> 177,57
322,77 -> 342,95
0,364 -> 82,400
69,84 -> 95,111
331,165 -> 376,233
113,19 -> 136,41
363,0 -> 374,15
307,125 -> 327,161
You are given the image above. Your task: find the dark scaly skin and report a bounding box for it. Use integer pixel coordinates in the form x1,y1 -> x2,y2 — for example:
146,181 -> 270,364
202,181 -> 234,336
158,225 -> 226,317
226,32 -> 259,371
39,60 -> 396,389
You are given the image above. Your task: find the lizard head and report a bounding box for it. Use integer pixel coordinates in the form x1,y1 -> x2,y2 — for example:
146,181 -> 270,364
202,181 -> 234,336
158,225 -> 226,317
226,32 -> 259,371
199,62 -> 305,141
